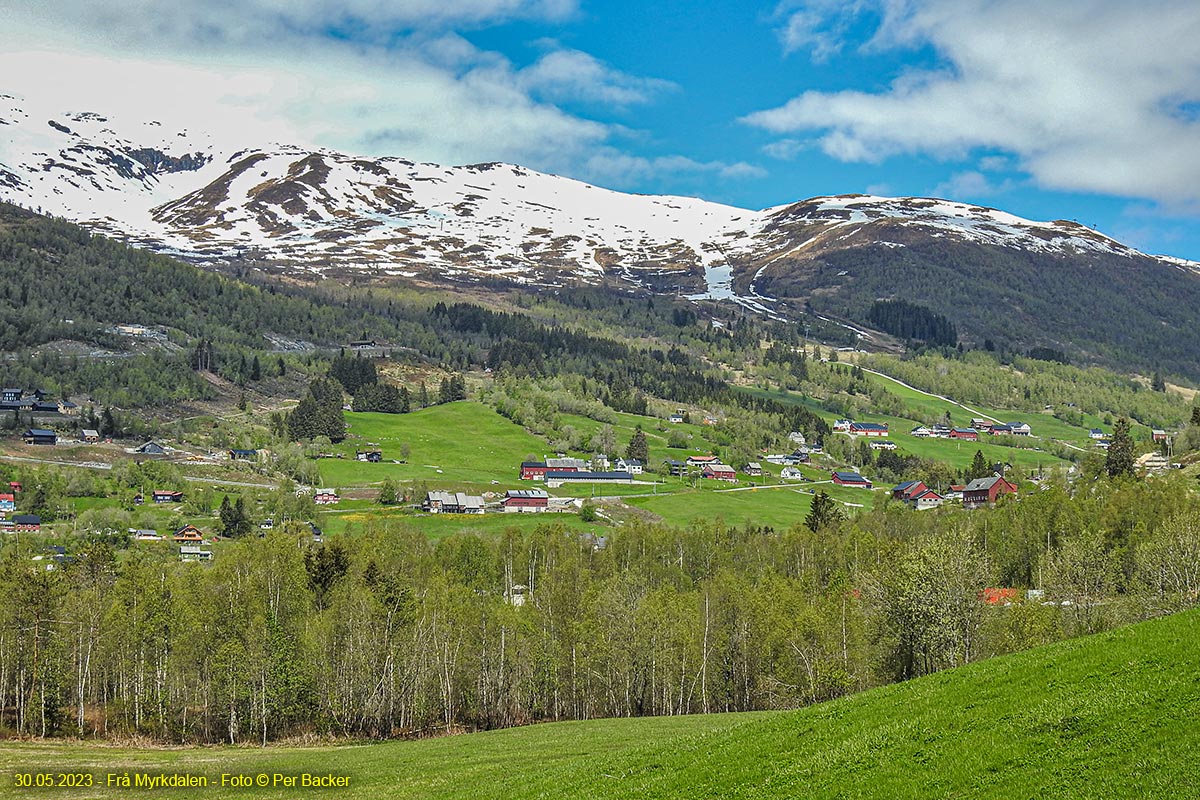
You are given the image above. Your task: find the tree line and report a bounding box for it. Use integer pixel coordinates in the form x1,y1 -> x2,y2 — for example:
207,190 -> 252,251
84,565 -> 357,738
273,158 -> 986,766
2,472 -> 1197,742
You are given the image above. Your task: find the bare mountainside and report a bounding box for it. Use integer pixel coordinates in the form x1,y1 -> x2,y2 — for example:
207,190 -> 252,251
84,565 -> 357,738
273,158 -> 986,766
5,93 -> 1200,376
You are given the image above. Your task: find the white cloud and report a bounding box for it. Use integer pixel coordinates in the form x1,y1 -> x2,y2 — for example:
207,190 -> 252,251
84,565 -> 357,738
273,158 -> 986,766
761,138 -> 807,160
0,1 -> 767,201
931,170 -> 1015,201
580,153 -> 766,187
5,0 -> 578,48
517,49 -> 676,107
747,0 -> 1200,206
0,2 -> 729,188
773,0 -> 869,60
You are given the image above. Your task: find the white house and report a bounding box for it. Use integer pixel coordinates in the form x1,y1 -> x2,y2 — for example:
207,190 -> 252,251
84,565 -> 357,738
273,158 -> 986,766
616,458 -> 644,475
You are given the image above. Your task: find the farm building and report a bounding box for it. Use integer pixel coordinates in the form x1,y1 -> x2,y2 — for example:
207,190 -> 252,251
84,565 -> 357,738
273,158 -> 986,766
544,471 -> 634,488
701,464 -> 738,482
962,477 -> 1017,509
891,480 -> 944,510
832,471 -> 873,489
152,490 -> 185,504
22,428 -> 56,446
848,422 -> 889,437
424,491 -> 485,514
520,458 -> 587,481
502,489 -> 549,513
13,514 -> 41,531
950,428 -> 979,441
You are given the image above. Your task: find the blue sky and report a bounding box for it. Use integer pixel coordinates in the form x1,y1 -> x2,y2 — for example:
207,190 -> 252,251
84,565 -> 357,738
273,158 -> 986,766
4,0 -> 1200,259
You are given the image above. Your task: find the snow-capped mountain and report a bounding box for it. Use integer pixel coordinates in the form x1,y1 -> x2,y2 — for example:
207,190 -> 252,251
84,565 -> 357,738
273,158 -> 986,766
1,93 -> 1196,310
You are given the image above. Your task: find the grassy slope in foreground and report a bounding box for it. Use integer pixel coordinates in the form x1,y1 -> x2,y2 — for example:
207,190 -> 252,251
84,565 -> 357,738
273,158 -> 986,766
2,610 -> 1197,799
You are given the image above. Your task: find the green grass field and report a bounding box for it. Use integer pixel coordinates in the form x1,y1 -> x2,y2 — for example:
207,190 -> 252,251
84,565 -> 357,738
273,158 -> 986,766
747,386 -> 1073,471
320,403 -> 552,488
312,403 -> 861,531
2,609 -> 1195,799
317,507 -> 594,540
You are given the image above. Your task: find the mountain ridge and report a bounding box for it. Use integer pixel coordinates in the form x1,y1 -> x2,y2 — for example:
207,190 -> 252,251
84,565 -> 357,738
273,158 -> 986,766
6,93 -> 1200,378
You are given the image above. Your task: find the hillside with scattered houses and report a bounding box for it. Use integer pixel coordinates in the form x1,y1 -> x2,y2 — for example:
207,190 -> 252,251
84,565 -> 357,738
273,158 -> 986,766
1,207 -> 1200,783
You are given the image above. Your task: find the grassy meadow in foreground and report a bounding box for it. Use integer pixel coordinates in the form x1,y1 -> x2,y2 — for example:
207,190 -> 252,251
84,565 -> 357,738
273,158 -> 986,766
2,608 -> 1195,799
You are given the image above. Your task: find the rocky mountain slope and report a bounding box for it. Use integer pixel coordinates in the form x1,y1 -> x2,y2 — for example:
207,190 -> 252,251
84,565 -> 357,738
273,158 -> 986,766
5,93 -> 1200,376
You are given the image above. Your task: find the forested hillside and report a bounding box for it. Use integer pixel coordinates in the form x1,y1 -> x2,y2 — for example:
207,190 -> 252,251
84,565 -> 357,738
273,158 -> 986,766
756,238 -> 1200,380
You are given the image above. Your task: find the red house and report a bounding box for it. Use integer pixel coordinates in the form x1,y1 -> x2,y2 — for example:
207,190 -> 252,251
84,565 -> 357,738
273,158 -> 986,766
520,462 -> 550,480
849,422 -> 889,437
832,471 -> 873,489
950,427 -> 979,441
701,464 -> 738,482
891,480 -> 943,509
13,514 -> 41,531
891,480 -> 927,501
502,489 -> 549,513
520,458 -> 585,481
962,476 -> 1017,509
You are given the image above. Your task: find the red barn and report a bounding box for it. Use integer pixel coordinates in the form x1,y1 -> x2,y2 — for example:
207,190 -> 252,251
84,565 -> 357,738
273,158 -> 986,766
503,489 -> 549,513
962,476 -> 1017,509
832,471 -> 873,489
702,464 -> 738,482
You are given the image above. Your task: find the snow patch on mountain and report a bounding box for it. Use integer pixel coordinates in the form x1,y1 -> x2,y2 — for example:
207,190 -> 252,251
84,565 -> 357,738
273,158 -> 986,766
0,95 -> 1176,302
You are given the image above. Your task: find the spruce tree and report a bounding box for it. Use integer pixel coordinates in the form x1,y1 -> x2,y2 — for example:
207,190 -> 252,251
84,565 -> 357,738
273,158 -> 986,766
219,495 -> 237,536
626,426 -> 649,463
805,490 -> 844,532
967,449 -> 991,482
1105,417 -> 1136,478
